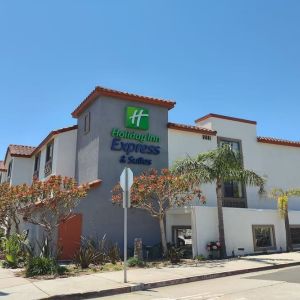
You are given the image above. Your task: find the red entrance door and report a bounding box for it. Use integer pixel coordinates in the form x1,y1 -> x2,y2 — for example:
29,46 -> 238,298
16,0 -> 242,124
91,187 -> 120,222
58,214 -> 82,260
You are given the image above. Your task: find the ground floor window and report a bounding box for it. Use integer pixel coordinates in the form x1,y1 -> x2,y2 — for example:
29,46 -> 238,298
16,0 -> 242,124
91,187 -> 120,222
172,226 -> 192,247
252,225 -> 276,251
290,225 -> 300,247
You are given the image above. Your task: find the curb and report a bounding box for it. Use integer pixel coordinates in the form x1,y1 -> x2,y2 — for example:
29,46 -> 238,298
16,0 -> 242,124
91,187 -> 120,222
43,261 -> 300,299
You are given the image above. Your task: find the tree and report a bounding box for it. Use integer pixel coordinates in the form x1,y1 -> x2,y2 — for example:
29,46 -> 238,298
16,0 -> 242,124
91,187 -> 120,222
269,188 -> 300,252
112,169 -> 204,257
0,183 -> 26,237
19,176 -> 89,252
173,144 -> 265,258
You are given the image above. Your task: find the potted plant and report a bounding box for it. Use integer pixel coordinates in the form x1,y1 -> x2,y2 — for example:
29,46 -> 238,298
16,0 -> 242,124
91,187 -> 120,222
207,241 -> 222,259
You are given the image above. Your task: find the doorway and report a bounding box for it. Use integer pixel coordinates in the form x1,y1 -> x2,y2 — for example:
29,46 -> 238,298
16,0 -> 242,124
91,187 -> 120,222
58,214 -> 82,260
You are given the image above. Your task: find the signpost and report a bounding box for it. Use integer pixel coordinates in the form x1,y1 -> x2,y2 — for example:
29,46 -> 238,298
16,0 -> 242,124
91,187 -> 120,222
120,167 -> 133,283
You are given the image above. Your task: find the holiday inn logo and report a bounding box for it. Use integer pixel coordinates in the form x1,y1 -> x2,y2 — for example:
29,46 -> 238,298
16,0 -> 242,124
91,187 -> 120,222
125,106 -> 149,130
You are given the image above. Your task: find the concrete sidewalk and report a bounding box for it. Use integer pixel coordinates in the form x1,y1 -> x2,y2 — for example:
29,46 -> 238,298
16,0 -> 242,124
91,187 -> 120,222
1,252 -> 300,300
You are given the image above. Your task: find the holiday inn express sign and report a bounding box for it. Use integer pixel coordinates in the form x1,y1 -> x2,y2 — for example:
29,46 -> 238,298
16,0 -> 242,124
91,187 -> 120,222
110,106 -> 161,165
125,106 -> 149,130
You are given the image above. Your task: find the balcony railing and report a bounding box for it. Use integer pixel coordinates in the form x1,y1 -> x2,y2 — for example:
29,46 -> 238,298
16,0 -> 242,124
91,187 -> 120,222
44,160 -> 52,177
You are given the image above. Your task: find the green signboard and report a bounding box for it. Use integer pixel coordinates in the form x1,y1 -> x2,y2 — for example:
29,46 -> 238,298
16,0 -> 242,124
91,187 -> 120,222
125,106 -> 149,130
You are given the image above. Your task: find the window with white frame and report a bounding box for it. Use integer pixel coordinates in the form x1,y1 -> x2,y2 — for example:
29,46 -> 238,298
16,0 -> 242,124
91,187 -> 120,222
252,225 -> 276,251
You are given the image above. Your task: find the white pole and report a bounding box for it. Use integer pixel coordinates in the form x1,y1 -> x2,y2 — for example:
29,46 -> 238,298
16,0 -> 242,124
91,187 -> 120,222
124,167 -> 128,283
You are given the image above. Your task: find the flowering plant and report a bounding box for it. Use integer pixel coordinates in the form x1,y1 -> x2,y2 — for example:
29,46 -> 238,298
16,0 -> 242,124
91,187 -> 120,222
112,168 -> 205,257
207,241 -> 221,252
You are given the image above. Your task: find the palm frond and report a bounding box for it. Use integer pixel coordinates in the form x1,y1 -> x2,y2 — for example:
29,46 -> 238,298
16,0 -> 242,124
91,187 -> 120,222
171,144 -> 264,189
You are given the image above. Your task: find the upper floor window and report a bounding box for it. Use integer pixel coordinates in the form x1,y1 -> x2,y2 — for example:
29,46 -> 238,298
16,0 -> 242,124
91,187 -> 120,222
7,160 -> 13,178
218,138 -> 246,208
45,141 -> 54,177
33,153 -> 41,180
46,142 -> 54,163
84,112 -> 90,134
219,139 -> 241,155
223,181 -> 244,198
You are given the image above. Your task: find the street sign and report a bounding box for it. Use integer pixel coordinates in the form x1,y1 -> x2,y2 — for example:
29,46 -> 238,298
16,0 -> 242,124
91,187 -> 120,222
120,167 -> 133,208
120,167 -> 133,191
120,167 -> 133,283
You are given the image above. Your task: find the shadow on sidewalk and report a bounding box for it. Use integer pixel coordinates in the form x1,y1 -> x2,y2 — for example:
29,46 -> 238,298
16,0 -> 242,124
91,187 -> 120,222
240,257 -> 294,266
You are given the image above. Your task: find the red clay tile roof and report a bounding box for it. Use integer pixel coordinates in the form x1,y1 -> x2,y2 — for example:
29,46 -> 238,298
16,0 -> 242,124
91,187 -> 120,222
8,145 -> 36,157
257,137 -> 300,148
195,113 -> 257,125
168,122 -> 217,135
72,86 -> 176,118
0,161 -> 7,172
32,125 -> 78,156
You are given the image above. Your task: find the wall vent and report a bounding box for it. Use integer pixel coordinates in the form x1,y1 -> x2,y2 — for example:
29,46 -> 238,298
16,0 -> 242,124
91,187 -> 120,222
202,135 -> 211,141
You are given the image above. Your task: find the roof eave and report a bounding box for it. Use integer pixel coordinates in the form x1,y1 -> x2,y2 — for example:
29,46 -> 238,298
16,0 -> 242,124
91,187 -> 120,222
32,125 -> 78,156
72,87 -> 176,118
167,122 -> 217,136
257,137 -> 300,148
195,113 -> 257,125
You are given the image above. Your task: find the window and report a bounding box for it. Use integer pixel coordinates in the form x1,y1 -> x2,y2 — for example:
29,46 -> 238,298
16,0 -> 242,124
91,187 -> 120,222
290,226 -> 300,247
7,160 -> 13,178
84,112 -> 90,134
172,226 -> 192,247
218,137 -> 247,208
34,153 -> 40,171
45,142 -> 54,177
252,225 -> 276,251
33,153 -> 40,179
46,142 -> 53,163
219,139 -> 241,154
223,181 -> 244,198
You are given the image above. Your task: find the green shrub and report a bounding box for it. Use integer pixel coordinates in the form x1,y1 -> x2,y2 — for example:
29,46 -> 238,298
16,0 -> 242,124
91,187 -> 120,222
168,245 -> 185,264
73,237 -> 107,269
25,257 -> 66,277
194,254 -> 206,261
36,237 -> 52,258
127,257 -> 145,267
107,242 -> 120,264
2,232 -> 29,268
73,236 -> 121,268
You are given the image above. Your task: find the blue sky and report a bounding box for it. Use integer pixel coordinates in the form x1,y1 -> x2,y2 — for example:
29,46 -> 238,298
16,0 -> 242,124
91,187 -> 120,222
1,0 -> 300,158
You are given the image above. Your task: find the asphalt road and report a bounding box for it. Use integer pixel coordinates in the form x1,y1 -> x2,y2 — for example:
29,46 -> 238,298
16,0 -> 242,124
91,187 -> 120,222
99,266 -> 300,300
